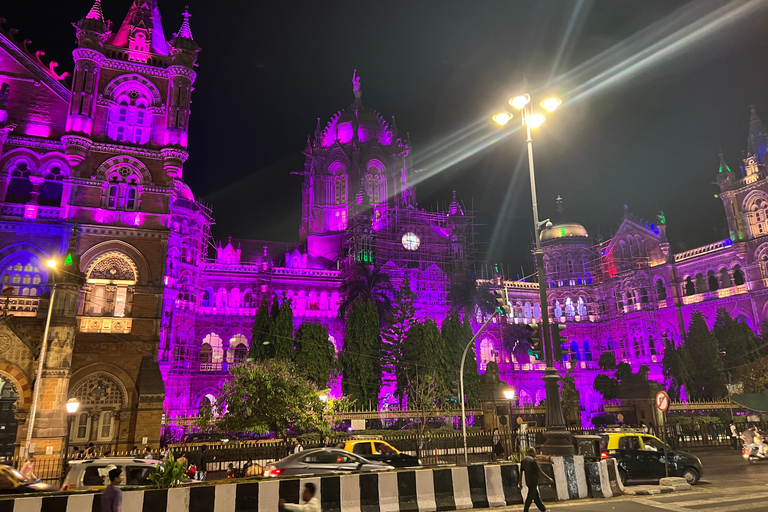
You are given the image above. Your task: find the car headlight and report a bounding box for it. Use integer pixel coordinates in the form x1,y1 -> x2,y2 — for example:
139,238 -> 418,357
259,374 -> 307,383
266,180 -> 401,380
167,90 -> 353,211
418,459 -> 422,465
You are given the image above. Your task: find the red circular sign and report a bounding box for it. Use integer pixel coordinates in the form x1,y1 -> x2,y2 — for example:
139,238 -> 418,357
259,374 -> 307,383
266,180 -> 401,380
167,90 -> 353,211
655,390 -> 670,412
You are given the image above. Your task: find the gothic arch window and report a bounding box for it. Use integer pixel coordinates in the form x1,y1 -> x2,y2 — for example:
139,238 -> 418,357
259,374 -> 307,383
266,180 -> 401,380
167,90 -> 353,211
733,265 -> 745,286
649,335 -> 657,356
243,289 -> 254,308
567,259 -> 574,275
524,302 -> 532,318
747,196 -> 768,236
565,297 -> 575,317
38,166 -> 65,207
533,302 -> 540,319
227,334 -> 249,364
83,252 -> 137,317
215,288 -> 227,308
229,288 -> 241,308
201,333 -> 223,370
202,288 -> 213,307
105,168 -> 140,211
655,278 -> 667,301
107,87 -> 152,145
554,300 -> 563,317
577,297 -> 587,316
583,341 -> 593,361
69,372 -> 127,442
479,338 -> 496,371
569,340 -> 579,361
5,162 -> 32,204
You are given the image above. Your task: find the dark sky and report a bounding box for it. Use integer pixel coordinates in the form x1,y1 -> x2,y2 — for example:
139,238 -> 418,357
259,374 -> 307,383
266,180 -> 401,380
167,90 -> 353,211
6,0 -> 768,276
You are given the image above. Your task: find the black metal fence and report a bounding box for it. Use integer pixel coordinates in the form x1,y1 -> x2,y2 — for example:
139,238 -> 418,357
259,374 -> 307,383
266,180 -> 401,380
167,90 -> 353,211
3,455 -> 66,487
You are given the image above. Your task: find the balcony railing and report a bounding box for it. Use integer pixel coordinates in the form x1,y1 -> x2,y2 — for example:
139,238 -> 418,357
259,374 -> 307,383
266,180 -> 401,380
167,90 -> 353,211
681,284 -> 747,305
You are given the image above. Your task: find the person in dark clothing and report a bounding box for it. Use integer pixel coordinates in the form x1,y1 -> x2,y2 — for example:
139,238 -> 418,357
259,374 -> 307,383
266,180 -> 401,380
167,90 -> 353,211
197,445 -> 207,481
518,447 -> 554,512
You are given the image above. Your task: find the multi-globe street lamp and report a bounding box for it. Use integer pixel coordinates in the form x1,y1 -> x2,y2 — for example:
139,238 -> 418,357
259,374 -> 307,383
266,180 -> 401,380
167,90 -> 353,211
24,258 -> 59,455
493,93 -> 574,455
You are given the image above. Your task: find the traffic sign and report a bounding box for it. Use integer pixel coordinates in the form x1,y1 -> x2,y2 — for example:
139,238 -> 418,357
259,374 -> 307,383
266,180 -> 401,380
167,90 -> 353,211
655,390 -> 670,412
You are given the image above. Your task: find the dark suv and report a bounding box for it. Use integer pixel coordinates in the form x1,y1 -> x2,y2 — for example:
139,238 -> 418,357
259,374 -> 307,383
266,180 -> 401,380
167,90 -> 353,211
599,431 -> 703,485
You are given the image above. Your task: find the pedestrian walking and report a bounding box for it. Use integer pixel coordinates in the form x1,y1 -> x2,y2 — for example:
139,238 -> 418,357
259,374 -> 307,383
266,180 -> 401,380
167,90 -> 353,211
730,422 -> 740,450
101,468 -> 123,512
492,428 -> 503,461
292,439 -> 304,454
675,421 -> 683,448
518,447 -> 554,512
20,454 -> 37,482
197,445 -> 207,481
280,483 -> 320,512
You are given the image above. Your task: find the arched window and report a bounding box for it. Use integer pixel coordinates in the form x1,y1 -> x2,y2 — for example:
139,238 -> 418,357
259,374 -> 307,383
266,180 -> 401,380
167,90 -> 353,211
105,169 -> 140,211
639,288 -> 648,304
655,279 -> 667,301
719,268 -> 732,288
215,288 -> 227,308
533,303 -> 540,319
39,166 -> 65,206
201,333 -> 223,370
227,334 -> 249,364
243,290 -> 254,308
524,302 -> 532,318
733,265 -> 745,286
202,289 -> 212,307
108,91 -> 152,145
583,341 -> 593,361
479,338 -> 496,371
565,298 -> 575,317
684,276 -> 695,296
694,273 -> 706,293
199,343 -> 212,363
0,253 -> 46,298
229,288 -> 241,308
707,270 -> 719,291
567,259 -> 574,275
648,336 -> 657,356
69,372 -> 127,443
748,197 -> 768,236
83,251 -> 137,318
625,291 -> 634,306
569,340 -> 579,361
577,297 -> 587,316
6,163 -> 32,204
554,300 -> 563,317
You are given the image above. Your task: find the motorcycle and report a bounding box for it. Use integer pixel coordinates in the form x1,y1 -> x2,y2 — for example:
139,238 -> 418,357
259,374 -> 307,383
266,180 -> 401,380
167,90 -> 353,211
742,431 -> 768,464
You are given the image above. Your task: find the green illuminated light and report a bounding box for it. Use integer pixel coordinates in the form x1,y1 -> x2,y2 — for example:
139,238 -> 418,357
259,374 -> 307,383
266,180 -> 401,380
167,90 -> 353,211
64,254 -> 73,265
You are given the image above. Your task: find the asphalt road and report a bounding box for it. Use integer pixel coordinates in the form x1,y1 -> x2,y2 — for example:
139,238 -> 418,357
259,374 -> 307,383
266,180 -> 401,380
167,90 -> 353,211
498,449 -> 768,512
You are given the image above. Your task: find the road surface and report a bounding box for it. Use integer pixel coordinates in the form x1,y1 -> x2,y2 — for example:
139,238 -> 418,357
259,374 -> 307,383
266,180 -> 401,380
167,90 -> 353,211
500,449 -> 768,511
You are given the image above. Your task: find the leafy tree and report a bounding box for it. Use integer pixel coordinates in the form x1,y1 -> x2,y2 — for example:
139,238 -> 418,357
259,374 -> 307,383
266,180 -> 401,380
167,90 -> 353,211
661,334 -> 690,400
593,373 -> 620,401
201,359 -> 326,439
341,299 -> 382,407
597,351 -> 617,372
382,282 -> 417,407
409,373 -> 440,447
339,263 -> 392,324
270,294 -> 295,360
148,452 -> 187,488
501,323 -> 534,365
685,311 -> 728,399
294,322 -> 336,388
442,311 -> 480,406
248,296 -> 273,361
402,319 -> 449,397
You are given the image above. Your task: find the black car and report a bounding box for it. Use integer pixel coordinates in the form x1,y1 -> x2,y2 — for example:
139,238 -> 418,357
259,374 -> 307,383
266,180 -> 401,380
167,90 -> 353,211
0,465 -> 56,494
343,440 -> 421,468
599,432 -> 703,485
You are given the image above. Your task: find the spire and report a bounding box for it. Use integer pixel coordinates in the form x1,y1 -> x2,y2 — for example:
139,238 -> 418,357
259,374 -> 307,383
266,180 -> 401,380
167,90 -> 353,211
556,195 -> 564,214
112,0 -> 169,56
176,6 -> 194,40
718,151 -> 732,173
747,105 -> 767,162
85,0 -> 105,21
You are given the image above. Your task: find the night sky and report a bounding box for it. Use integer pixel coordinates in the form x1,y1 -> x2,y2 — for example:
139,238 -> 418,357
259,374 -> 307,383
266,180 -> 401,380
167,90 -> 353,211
5,1 -> 768,276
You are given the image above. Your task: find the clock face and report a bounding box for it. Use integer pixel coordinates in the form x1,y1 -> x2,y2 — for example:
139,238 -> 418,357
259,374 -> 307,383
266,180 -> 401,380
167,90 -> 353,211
402,232 -> 420,251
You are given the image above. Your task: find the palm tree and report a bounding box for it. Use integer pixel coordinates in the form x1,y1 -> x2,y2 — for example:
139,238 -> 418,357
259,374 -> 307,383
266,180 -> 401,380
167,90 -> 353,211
339,262 -> 393,323
449,271 -> 496,316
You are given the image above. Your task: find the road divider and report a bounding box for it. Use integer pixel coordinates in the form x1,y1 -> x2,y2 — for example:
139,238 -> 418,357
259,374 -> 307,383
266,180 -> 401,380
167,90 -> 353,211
1,457 -> 623,512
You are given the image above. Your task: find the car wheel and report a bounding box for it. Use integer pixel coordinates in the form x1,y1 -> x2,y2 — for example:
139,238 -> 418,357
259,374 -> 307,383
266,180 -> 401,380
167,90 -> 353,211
682,468 -> 699,484
618,468 -> 627,487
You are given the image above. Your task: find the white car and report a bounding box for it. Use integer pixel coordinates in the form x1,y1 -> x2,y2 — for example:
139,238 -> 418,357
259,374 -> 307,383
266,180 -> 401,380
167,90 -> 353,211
61,457 -> 161,491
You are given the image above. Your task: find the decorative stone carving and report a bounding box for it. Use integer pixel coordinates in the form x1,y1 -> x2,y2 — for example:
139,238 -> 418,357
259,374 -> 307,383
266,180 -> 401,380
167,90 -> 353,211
70,372 -> 126,407
87,252 -> 137,282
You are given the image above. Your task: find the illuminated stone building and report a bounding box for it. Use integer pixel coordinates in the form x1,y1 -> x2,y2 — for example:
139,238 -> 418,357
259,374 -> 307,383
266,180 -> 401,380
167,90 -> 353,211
481,109 -> 768,425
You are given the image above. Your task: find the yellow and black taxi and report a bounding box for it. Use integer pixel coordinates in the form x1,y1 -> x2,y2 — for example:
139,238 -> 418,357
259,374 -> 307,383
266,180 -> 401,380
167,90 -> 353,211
599,429 -> 703,485
338,437 -> 421,468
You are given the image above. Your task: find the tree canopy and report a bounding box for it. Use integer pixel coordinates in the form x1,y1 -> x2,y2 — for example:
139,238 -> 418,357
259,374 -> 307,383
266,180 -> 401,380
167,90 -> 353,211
382,282 -> 416,407
684,311 -> 728,400
294,322 -> 336,388
442,311 -> 479,406
248,296 -> 273,361
341,299 -> 382,407
270,294 -> 295,360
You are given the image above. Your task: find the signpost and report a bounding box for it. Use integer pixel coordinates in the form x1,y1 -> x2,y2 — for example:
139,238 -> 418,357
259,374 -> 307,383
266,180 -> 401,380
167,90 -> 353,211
655,390 -> 670,477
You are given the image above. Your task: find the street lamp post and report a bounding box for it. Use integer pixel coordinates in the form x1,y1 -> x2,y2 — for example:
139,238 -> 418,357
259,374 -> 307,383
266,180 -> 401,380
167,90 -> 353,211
24,258 -> 58,456
503,388 -> 515,453
494,94 -> 574,455
63,398 -> 80,463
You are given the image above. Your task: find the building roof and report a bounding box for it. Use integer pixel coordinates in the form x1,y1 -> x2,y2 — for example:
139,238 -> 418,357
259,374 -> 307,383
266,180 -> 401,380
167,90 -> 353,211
540,222 -> 589,241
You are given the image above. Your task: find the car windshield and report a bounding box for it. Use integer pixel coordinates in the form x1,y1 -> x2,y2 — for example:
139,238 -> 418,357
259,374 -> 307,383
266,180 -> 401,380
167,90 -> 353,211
618,436 -> 641,451
352,443 -> 372,455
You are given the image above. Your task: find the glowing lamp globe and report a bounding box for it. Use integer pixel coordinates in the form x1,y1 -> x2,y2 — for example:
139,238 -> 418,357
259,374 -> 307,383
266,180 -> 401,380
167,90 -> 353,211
503,389 -> 516,400
526,114 -> 546,128
540,97 -> 562,112
46,259 -> 57,269
66,398 -> 80,414
509,94 -> 530,110
492,112 -> 512,126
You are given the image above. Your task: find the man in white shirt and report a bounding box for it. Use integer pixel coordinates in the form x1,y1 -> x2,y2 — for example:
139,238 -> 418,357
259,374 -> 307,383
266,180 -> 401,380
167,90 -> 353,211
280,483 -> 320,512
292,439 -> 304,454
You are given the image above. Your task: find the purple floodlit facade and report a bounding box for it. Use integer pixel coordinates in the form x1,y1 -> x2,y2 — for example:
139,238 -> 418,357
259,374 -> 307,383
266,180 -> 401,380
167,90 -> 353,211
0,0 -> 768,450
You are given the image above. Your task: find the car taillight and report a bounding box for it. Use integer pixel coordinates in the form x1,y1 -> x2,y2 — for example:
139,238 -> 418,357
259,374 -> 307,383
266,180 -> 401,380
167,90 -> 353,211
264,466 -> 282,477
600,451 -> 609,459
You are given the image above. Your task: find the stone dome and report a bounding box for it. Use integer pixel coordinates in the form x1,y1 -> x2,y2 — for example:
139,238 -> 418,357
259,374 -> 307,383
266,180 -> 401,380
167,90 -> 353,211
321,104 -> 394,147
540,222 -> 589,241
